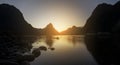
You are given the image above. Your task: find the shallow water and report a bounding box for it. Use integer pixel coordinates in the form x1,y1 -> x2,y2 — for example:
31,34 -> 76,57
31,35 -> 98,65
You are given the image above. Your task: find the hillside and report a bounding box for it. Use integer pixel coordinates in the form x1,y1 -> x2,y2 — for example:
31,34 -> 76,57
60,26 -> 83,35
0,4 -> 37,35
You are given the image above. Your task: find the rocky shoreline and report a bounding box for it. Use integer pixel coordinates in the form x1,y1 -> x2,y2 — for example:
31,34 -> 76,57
0,33 -> 47,65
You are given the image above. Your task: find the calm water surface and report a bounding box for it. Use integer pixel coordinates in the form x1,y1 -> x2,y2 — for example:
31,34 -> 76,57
31,35 -> 98,65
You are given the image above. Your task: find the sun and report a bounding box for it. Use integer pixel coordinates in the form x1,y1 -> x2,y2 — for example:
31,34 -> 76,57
49,16 -> 70,32
29,4 -> 84,32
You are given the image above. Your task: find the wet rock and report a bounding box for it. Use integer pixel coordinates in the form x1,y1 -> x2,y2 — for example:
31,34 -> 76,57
39,46 -> 47,51
32,48 -> 41,58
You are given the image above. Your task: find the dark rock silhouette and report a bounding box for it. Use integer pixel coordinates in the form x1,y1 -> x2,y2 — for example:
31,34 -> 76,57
0,32 -> 37,65
49,47 -> 55,51
39,46 -> 47,51
83,1 -> 120,33
32,46 -> 47,58
0,4 -> 38,35
84,1 -> 120,65
0,4 -> 47,65
32,48 -> 41,58
60,26 -> 83,35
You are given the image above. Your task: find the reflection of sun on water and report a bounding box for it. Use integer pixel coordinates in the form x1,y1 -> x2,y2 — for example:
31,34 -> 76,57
32,35 -> 84,54
31,35 -> 98,65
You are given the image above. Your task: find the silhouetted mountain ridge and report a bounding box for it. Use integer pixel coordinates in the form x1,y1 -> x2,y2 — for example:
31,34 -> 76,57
40,23 -> 59,35
0,4 -> 83,35
60,26 -> 83,35
83,1 -> 120,34
84,1 -> 120,65
0,4 -> 37,35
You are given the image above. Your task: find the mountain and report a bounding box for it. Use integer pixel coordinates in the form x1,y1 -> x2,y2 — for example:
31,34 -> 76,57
39,23 -> 59,35
0,4 -> 82,35
60,26 -> 83,35
84,1 -> 120,65
0,4 -> 37,35
83,1 -> 120,34
0,4 -> 41,65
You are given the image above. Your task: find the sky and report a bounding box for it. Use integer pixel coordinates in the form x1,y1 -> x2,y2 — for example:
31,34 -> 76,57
0,0 -> 119,32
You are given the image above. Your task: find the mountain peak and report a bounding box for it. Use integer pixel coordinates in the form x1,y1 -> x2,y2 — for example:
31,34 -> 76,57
46,23 -> 53,28
43,23 -> 59,35
48,23 -> 53,25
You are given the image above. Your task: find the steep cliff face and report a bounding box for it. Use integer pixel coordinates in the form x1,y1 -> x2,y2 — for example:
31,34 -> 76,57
83,1 -> 120,34
0,4 -> 36,35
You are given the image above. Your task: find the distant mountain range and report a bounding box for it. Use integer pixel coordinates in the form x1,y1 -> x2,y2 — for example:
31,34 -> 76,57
60,26 -> 83,35
38,23 -> 83,35
1,1 -> 120,65
0,4 -> 83,35
38,23 -> 59,35
2,1 -> 120,36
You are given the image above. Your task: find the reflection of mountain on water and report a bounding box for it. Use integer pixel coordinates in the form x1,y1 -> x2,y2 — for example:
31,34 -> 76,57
45,35 -> 58,51
31,35 -> 98,65
85,35 -> 120,65
84,1 -> 120,65
1,1 -> 120,65
45,35 -> 54,49
67,35 -> 84,46
0,4 -> 46,65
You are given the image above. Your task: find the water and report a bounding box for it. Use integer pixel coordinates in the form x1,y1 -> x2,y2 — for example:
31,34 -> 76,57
31,35 -> 98,65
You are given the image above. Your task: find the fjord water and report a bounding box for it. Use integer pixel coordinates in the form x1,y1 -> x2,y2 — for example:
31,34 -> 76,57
31,35 -> 98,65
